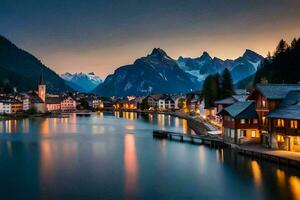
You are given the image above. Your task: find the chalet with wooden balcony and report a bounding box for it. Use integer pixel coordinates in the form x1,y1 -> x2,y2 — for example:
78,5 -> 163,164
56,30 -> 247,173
218,101 -> 259,145
266,91 -> 300,152
248,84 -> 300,146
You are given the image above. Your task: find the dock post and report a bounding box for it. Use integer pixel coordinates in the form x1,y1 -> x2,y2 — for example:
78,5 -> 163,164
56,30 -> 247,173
180,136 -> 183,142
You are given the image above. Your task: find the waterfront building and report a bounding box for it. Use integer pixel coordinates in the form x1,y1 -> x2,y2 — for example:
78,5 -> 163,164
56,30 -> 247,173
147,94 -> 163,110
0,102 -> 3,114
46,97 -> 62,112
87,96 -> 102,109
248,84 -> 300,152
60,96 -> 76,112
38,73 -> 46,103
219,101 -> 260,145
158,95 -> 175,111
11,99 -> 23,113
186,92 -> 202,113
266,91 -> 300,152
0,98 -> 12,114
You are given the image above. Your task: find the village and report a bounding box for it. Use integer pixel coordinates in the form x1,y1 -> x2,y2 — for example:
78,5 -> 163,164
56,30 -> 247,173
1,72 -> 300,160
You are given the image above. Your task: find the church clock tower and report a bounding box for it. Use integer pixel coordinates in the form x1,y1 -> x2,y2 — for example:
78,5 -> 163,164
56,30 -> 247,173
38,72 -> 46,102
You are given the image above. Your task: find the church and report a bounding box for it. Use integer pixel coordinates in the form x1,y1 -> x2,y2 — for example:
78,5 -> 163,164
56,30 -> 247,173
26,73 -> 47,113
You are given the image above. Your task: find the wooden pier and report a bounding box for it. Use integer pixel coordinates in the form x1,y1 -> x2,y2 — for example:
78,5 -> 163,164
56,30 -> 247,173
153,130 -> 226,148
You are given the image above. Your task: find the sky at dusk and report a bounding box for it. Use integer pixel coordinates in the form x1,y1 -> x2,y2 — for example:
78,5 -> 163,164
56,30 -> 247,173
1,0 -> 300,79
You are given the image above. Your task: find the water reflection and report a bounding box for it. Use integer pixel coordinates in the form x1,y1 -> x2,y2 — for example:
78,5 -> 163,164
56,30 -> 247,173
289,176 -> 300,200
251,161 -> 262,188
124,134 -> 138,198
0,113 -> 299,199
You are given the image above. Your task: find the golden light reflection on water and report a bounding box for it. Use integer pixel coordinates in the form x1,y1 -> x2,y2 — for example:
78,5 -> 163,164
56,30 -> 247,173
198,146 -> 206,174
39,141 -> 57,186
175,117 -> 179,128
182,119 -> 188,133
40,119 -> 49,134
39,139 -> 78,188
157,114 -> 165,130
114,111 -> 120,118
289,176 -> 300,200
124,134 -> 138,198
251,161 -> 262,188
276,169 -> 286,190
216,149 -> 224,164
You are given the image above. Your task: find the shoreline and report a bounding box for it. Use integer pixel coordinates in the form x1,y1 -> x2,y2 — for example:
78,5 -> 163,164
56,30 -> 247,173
2,109 -> 300,168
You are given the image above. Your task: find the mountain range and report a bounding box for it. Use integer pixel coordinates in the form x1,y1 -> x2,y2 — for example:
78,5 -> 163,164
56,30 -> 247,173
0,35 -> 72,93
61,72 -> 102,92
93,48 -> 198,96
93,48 -> 264,96
177,49 -> 263,83
0,34 -> 264,96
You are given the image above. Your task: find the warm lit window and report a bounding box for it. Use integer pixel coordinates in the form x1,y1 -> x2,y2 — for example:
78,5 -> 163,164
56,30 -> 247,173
277,119 -> 285,127
240,119 -> 245,124
253,119 -> 258,124
251,130 -> 256,138
262,116 -> 266,125
262,100 -> 266,108
277,135 -> 284,142
291,120 -> 298,129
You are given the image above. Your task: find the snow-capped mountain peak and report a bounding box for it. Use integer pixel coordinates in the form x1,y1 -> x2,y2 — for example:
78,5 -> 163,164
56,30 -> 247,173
61,72 -> 102,92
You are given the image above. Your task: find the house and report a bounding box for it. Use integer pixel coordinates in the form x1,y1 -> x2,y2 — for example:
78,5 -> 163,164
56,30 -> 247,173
61,96 -> 76,112
265,91 -> 300,152
158,95 -> 175,111
147,94 -> 163,110
214,93 -> 248,124
219,101 -> 260,145
20,94 -> 30,111
46,97 -> 62,112
87,96 -> 102,109
0,102 -> 3,114
186,92 -> 202,113
0,98 -> 12,114
248,84 -> 300,149
11,99 -> 23,113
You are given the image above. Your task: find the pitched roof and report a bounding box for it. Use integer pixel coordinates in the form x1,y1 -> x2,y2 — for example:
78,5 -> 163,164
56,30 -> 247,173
46,97 -> 62,104
267,91 -> 300,120
220,101 -> 257,119
214,97 -> 236,105
255,84 -> 300,100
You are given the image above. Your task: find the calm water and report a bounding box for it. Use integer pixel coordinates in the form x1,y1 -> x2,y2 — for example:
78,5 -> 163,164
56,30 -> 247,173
0,112 -> 299,200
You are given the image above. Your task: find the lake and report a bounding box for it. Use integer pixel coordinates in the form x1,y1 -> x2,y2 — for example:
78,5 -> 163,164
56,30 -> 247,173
0,112 -> 299,200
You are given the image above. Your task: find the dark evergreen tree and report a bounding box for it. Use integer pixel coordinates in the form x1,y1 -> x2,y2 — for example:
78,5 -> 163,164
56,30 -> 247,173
254,37 -> 300,84
202,75 -> 220,108
221,68 -> 235,98
139,97 -> 150,110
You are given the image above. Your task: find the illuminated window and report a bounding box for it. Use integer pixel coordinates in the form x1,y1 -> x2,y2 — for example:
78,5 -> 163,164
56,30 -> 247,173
251,130 -> 256,138
262,100 -> 266,108
253,119 -> 258,124
262,116 -> 266,125
277,119 -> 285,127
277,135 -> 284,142
291,120 -> 298,129
241,119 -> 245,124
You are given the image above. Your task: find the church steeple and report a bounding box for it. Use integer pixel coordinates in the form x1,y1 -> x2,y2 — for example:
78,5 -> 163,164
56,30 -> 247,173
38,72 -> 46,102
39,72 -> 45,85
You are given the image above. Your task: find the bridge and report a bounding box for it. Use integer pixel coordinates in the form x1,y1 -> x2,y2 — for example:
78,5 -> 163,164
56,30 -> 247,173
153,130 -> 226,148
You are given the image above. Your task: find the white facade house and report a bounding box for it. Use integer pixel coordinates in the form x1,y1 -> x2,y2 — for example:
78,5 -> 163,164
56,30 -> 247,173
0,102 -> 3,114
22,97 -> 30,111
2,101 -> 12,114
158,96 -> 176,110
